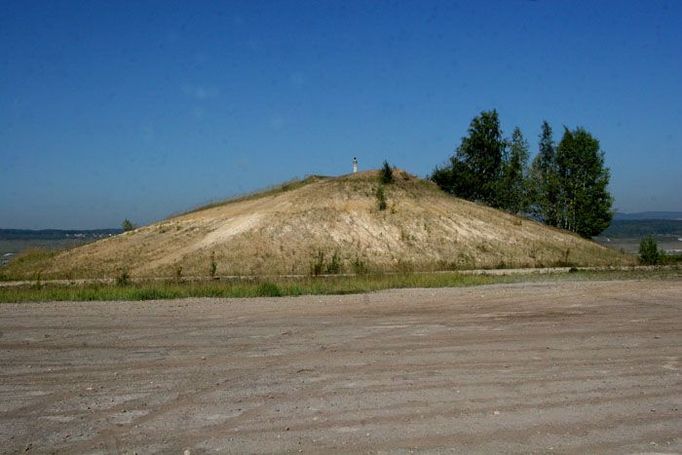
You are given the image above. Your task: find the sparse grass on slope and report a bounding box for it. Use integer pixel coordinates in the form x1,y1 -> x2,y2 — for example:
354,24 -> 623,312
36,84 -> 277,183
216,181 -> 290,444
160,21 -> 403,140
175,175 -> 329,216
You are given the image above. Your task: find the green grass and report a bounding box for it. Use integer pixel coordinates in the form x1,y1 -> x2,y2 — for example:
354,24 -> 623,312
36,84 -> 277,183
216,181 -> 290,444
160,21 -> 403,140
0,267 -> 679,303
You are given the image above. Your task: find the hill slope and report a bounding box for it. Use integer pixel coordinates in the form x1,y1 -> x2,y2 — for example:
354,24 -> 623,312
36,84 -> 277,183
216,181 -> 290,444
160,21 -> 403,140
4,170 -> 633,279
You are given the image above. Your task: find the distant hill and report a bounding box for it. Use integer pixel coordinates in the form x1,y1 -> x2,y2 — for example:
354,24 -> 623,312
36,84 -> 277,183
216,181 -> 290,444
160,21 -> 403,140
614,211 -> 682,221
600,220 -> 682,239
2,170 -> 633,279
0,229 -> 121,241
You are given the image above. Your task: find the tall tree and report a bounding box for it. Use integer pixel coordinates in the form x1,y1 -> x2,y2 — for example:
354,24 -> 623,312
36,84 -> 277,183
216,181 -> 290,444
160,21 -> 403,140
554,127 -> 613,237
529,121 -> 560,225
499,127 -> 530,214
431,110 -> 506,207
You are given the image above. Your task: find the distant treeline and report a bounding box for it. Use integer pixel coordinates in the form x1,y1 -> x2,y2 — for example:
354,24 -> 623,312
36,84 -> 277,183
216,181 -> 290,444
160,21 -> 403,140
614,212 -> 682,221
0,229 -> 121,241
431,110 -> 612,238
600,220 -> 682,238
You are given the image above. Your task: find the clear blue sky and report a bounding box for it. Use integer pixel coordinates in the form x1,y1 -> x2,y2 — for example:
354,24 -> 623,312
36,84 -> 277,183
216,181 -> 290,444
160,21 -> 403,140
1,0 -> 680,229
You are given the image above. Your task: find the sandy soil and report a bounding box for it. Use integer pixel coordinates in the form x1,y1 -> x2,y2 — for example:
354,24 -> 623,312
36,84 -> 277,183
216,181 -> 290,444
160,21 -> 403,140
1,280 -> 681,454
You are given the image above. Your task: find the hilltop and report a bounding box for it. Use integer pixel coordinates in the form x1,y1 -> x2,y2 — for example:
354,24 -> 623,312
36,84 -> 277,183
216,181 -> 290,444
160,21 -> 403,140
3,170 -> 633,279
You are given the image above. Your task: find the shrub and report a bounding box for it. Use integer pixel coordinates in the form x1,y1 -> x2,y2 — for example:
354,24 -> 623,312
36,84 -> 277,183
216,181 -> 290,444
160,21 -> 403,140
352,256 -> 368,275
116,269 -> 130,286
555,248 -> 573,267
121,219 -> 135,232
380,160 -> 394,184
660,253 -> 682,265
256,282 -> 282,297
376,185 -> 387,211
32,272 -> 42,289
326,252 -> 342,274
209,252 -> 217,278
639,236 -> 660,265
310,250 -> 325,276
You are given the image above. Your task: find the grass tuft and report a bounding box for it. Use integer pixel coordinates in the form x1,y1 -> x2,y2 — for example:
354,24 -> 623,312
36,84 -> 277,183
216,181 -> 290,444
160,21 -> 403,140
256,282 -> 282,297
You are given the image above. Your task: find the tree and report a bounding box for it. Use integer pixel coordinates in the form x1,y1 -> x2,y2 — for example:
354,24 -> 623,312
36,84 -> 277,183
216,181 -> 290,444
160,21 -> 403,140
529,121 -> 560,225
431,110 -> 506,207
554,127 -> 613,237
380,160 -> 394,184
639,236 -> 660,265
121,219 -> 135,232
499,127 -> 530,214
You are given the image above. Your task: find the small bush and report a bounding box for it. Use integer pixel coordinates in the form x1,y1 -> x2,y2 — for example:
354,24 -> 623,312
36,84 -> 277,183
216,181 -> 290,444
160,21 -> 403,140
376,184 -> 387,211
174,265 -> 183,283
395,259 -> 415,273
660,253 -> 682,265
32,272 -> 42,289
639,236 -> 660,265
555,248 -> 574,267
209,252 -> 217,278
380,160 -> 394,184
326,252 -> 342,274
121,219 -> 135,232
310,250 -> 325,276
116,269 -> 130,286
352,256 -> 368,275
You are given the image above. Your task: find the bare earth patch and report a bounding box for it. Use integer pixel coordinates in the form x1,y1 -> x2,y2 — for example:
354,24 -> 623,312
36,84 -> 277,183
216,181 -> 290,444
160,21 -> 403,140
1,279 -> 681,454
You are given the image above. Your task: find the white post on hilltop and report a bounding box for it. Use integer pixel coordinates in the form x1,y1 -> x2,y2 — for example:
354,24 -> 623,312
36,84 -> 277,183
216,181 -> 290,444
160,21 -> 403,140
352,157 -> 358,174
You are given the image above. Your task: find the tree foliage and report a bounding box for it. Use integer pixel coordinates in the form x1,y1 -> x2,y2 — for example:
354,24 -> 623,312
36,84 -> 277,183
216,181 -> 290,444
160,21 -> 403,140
554,127 -> 613,237
499,127 -> 530,214
529,121 -> 560,225
431,110 -> 506,207
431,112 -> 613,238
380,160 -> 394,184
121,219 -> 135,232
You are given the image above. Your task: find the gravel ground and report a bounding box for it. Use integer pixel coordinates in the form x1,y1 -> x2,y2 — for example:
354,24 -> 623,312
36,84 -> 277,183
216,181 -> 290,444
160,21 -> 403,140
1,279 -> 681,454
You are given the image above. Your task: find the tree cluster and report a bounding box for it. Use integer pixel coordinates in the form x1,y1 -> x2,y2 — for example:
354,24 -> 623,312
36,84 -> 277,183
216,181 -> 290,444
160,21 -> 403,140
431,110 -> 613,238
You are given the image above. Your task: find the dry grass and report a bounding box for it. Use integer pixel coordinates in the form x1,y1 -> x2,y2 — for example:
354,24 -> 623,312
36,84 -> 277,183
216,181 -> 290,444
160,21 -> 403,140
1,170 -> 635,280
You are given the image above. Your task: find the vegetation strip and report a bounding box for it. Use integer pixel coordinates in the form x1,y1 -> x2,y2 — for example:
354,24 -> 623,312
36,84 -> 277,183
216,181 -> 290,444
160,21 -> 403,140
1,268 -> 679,303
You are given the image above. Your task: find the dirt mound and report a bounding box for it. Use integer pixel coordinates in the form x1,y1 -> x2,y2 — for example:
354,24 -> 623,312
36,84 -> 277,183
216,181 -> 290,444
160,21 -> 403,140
5,170 -> 633,278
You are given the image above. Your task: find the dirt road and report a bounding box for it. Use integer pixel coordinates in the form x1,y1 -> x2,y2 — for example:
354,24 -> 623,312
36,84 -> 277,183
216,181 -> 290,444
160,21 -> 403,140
1,280 -> 681,454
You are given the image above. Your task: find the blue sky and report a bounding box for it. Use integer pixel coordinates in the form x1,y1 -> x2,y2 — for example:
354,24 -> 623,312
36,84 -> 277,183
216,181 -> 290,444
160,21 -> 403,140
1,0 -> 680,229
